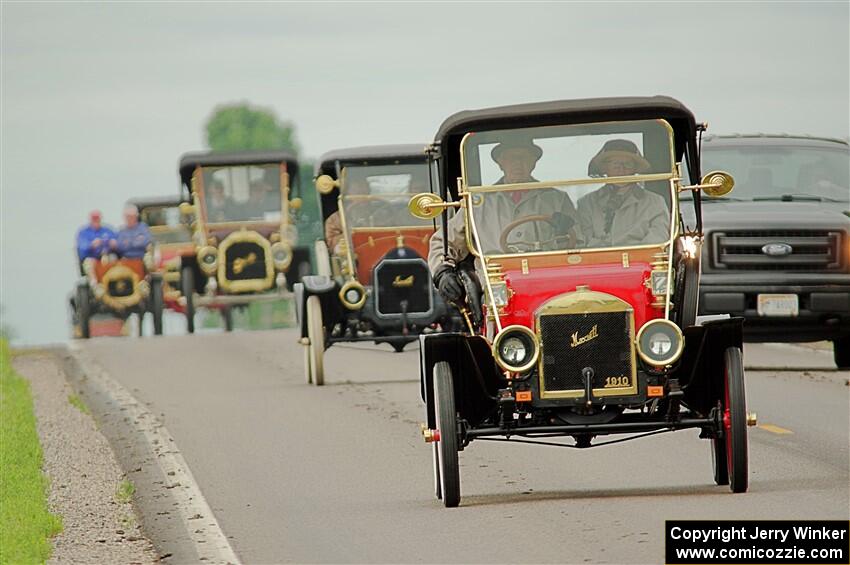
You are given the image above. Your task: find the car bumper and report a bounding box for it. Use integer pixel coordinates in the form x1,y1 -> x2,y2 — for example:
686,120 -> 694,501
698,280 -> 850,342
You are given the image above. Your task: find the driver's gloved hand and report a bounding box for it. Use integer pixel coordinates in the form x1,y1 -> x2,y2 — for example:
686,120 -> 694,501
433,263 -> 465,304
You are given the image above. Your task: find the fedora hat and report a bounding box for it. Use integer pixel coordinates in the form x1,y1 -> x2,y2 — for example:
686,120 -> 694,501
588,139 -> 651,176
491,138 -> 543,163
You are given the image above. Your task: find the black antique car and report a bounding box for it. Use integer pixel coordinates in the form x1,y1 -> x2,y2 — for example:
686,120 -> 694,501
408,96 -> 755,507
177,150 -> 311,332
294,145 -> 456,385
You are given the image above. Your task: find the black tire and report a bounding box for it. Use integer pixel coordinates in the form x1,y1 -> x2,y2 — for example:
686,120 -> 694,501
76,285 -> 91,339
433,361 -> 460,507
222,307 -> 234,332
677,257 -> 699,328
432,442 -> 442,500
833,335 -> 850,370
711,433 -> 729,486
151,277 -> 164,336
137,312 -> 145,337
181,266 -> 195,334
724,346 -> 748,493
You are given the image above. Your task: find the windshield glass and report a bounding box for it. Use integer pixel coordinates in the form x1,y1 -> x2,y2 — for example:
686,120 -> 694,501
461,120 -> 675,256
700,143 -> 849,201
341,163 -> 432,229
141,206 -> 191,244
201,164 -> 282,223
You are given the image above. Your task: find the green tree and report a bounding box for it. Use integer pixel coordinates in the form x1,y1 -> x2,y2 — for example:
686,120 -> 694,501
205,103 -> 299,153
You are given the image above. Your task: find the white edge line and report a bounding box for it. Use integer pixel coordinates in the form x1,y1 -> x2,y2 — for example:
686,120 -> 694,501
68,342 -> 241,565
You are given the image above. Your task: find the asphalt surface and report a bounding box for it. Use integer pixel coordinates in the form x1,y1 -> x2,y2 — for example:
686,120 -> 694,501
75,332 -> 849,564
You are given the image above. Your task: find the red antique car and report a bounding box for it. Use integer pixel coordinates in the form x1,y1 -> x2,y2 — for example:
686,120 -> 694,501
409,96 -> 755,507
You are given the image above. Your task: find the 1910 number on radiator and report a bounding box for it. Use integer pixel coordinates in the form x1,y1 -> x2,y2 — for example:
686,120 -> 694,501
604,376 -> 631,388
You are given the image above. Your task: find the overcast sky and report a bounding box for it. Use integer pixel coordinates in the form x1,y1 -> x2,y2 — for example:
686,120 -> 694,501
2,1 -> 848,345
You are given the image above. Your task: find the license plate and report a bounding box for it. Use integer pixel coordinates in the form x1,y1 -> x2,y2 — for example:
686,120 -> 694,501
757,294 -> 799,317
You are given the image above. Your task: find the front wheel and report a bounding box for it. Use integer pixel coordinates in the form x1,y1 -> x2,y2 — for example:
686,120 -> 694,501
151,277 -> 164,336
724,346 -> 748,493
433,361 -> 460,507
306,295 -> 325,386
833,335 -> 849,370
181,266 -> 196,334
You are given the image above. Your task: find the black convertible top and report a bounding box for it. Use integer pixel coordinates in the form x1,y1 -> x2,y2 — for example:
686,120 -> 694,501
179,150 -> 299,186
314,144 -> 428,178
434,96 -> 701,198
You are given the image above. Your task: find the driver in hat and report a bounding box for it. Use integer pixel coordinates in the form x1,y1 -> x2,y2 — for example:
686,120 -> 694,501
429,137 -> 578,306
575,139 -> 669,248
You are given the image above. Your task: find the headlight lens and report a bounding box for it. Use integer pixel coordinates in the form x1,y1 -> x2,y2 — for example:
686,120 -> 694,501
339,280 -> 366,310
271,242 -> 293,271
198,246 -> 218,275
492,325 -> 539,373
636,319 -> 684,367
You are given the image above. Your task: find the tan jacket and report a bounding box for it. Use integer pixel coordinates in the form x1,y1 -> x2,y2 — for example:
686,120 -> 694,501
325,211 -> 344,253
428,188 -> 578,272
576,184 -> 670,248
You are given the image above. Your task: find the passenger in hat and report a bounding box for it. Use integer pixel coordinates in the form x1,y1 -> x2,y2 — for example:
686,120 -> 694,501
76,209 -> 116,263
576,139 -> 669,248
429,135 -> 578,307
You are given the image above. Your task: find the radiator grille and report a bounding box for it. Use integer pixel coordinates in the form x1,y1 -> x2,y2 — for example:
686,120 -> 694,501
224,242 -> 270,281
107,277 -> 135,298
711,230 -> 842,272
538,310 -> 635,398
373,258 -> 432,316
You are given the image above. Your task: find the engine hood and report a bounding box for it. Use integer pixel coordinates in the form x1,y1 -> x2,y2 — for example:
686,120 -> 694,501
698,200 -> 850,232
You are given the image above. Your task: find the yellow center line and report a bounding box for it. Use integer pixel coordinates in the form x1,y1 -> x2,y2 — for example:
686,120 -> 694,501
758,423 -> 794,435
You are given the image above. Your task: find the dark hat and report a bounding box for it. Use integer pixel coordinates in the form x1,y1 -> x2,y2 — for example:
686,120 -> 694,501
588,139 -> 651,176
491,138 -> 543,163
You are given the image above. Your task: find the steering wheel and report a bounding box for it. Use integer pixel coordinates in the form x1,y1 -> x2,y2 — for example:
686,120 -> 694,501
498,214 -> 574,253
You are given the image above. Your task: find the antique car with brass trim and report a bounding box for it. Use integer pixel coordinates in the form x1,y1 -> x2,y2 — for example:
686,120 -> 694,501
130,196 -> 194,315
294,145 -> 457,386
409,97 -> 755,507
75,254 -> 165,338
177,150 -> 311,333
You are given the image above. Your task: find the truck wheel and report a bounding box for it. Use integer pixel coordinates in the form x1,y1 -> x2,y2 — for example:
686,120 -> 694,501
306,295 -> 325,386
833,336 -> 849,370
724,347 -> 748,493
434,361 -> 460,507
181,266 -> 195,334
77,285 -> 91,339
151,277 -> 164,336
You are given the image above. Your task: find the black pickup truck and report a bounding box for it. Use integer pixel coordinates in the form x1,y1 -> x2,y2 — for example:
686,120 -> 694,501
695,134 -> 849,369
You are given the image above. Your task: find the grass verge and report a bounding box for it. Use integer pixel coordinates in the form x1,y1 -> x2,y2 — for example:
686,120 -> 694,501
115,479 -> 135,504
67,394 -> 90,415
0,339 -> 63,564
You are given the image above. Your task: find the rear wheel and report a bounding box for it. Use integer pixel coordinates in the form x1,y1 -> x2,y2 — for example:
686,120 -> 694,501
711,431 -> 729,486
181,266 -> 195,334
306,295 -> 325,386
724,346 -> 748,493
833,335 -> 849,370
678,257 -> 699,328
303,340 -> 312,385
151,277 -> 164,336
76,285 -> 91,339
433,361 -> 460,507
432,442 -> 442,500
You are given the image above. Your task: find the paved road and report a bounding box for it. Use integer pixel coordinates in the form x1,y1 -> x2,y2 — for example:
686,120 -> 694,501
75,333 -> 849,564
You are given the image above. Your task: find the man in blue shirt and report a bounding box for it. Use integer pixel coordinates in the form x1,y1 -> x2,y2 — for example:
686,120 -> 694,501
114,205 -> 152,259
76,210 -> 116,262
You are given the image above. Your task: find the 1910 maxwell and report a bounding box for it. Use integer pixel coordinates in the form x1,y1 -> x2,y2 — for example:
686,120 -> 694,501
408,97 -> 755,507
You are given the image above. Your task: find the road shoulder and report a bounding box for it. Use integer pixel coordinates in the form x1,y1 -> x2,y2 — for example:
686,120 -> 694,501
13,348 -> 158,565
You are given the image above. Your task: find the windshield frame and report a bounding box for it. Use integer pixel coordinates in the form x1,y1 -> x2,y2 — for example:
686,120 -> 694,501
458,119 -> 680,261
141,205 -> 193,245
191,161 -> 294,239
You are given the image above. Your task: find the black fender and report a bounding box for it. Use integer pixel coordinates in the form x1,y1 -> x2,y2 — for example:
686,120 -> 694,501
675,316 -> 745,417
285,246 -> 313,288
295,275 -> 339,339
419,333 -> 505,430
